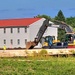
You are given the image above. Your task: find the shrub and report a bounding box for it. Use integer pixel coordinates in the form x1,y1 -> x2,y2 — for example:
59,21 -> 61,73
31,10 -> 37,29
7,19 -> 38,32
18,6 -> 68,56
32,51 -> 38,57
39,49 -> 48,56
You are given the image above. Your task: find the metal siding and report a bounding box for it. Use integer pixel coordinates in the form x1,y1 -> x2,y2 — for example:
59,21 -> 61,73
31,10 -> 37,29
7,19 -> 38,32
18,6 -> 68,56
0,27 -> 29,48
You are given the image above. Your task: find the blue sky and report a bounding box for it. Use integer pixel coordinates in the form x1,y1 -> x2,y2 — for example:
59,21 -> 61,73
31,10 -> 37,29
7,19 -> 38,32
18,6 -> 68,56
0,0 -> 75,19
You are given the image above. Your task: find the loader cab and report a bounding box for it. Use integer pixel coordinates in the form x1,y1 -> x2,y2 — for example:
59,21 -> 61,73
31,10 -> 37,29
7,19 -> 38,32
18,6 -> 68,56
65,33 -> 75,43
40,36 -> 55,44
41,36 -> 55,48
45,36 -> 54,42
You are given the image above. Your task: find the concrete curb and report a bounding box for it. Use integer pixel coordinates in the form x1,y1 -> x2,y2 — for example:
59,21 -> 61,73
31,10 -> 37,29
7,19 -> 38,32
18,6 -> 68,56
0,48 -> 75,57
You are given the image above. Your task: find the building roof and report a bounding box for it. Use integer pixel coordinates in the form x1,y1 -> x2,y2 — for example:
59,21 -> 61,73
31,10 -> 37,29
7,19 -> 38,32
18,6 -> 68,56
0,18 -> 41,27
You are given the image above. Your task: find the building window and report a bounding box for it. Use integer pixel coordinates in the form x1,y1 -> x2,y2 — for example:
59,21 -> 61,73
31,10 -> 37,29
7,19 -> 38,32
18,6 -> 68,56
25,27 -> 27,33
11,39 -> 13,45
11,28 -> 13,33
17,39 -> 20,45
18,28 -> 20,33
4,39 -> 6,44
25,39 -> 27,44
4,28 -> 6,33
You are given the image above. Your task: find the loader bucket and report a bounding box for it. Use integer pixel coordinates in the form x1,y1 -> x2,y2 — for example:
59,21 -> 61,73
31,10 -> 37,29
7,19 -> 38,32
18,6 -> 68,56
26,41 -> 36,49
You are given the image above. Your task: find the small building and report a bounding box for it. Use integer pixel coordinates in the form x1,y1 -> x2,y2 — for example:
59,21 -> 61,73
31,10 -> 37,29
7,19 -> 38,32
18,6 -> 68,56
0,18 -> 57,48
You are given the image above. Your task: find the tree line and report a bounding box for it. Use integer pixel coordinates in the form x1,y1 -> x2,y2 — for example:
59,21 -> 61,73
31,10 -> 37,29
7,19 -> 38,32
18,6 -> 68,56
36,10 -> 75,41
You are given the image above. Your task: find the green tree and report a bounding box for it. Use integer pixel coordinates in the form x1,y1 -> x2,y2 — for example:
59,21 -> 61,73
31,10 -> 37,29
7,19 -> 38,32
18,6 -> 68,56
66,17 -> 75,32
54,10 -> 66,41
66,17 -> 75,28
55,10 -> 65,22
36,14 -> 51,20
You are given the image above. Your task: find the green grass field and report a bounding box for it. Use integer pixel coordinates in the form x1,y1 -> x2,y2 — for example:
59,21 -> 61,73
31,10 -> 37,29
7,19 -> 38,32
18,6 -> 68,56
0,57 -> 75,75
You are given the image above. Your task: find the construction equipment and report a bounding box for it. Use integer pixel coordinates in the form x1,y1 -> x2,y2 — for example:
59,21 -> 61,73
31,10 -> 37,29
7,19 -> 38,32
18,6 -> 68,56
40,35 -> 60,48
26,19 -> 75,49
41,35 -> 68,49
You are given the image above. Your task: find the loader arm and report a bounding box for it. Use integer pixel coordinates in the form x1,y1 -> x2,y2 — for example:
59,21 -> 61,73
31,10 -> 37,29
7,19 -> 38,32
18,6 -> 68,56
35,19 -> 50,44
53,20 -> 73,33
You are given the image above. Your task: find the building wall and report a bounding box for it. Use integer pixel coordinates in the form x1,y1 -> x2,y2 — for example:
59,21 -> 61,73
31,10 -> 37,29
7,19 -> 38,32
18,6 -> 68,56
0,27 -> 29,48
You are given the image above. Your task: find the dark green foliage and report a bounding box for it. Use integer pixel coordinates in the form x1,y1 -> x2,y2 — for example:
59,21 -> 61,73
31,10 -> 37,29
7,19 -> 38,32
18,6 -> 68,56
54,10 -> 66,41
66,17 -> 75,28
55,10 -> 65,22
39,49 -> 48,56
36,14 -> 51,20
58,29 -> 66,41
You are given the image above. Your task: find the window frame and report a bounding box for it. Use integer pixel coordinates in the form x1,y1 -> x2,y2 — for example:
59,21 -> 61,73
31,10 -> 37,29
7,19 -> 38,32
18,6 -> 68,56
18,28 -> 20,33
4,28 -> 6,33
17,39 -> 20,45
25,39 -> 27,44
11,28 -> 13,33
11,39 -> 13,45
4,39 -> 6,44
25,27 -> 27,33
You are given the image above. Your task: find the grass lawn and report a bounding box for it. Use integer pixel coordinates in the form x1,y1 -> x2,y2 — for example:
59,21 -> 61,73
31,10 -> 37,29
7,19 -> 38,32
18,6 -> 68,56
0,57 -> 75,75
